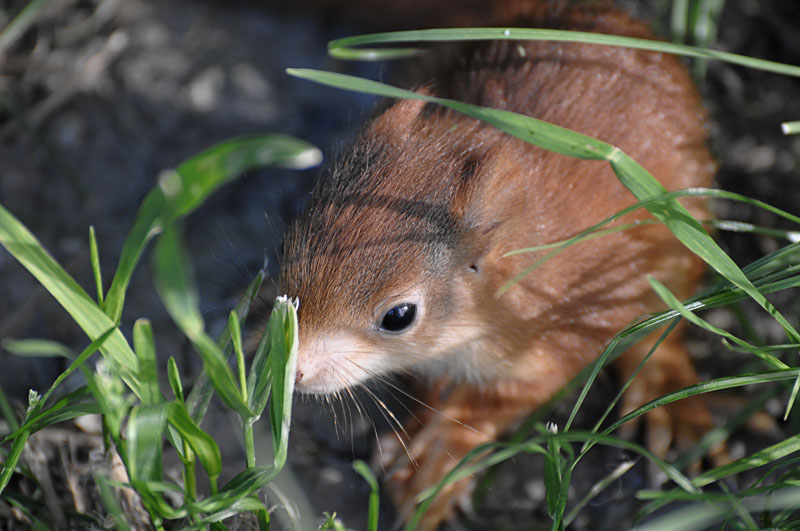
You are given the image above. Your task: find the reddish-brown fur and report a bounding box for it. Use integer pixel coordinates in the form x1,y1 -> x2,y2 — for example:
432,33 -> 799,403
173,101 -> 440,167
280,4 -> 715,529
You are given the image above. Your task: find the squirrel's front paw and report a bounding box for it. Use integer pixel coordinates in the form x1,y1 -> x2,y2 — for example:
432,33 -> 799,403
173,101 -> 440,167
376,413 -> 486,531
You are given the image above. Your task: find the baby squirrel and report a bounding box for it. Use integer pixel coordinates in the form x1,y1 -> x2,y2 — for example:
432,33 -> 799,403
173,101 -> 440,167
280,2 -> 716,528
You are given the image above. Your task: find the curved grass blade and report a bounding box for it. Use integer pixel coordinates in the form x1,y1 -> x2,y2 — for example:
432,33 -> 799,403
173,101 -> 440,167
693,435 -> 800,489
609,154 -> 800,344
268,296 -> 299,471
782,121 -> 800,135
353,460 -> 380,531
649,277 -> 788,369
0,431 -> 29,495
606,370 -> 800,435
0,383 -> 17,433
187,267 -> 266,424
191,497 -> 268,526
153,226 -> 251,417
543,424 -> 571,526
127,479 -> 187,522
127,404 -> 166,483
229,310 -> 247,403
164,402 -> 222,488
89,226 -> 104,305
26,327 -> 114,420
327,28 -> 800,79
133,319 -> 160,406
639,479 -> 800,503
1,338 -> 74,358
192,466 -> 280,513
167,357 -> 184,403
12,400 -> 102,440
88,360 -> 130,443
94,470 -> 132,531
0,203 -> 140,393
246,313 -> 272,417
673,386 -> 782,471
0,0 -> 52,55
651,274 -> 798,419
502,187 -> 800,258
635,486 -> 800,531
2,386 -> 93,442
104,134 -> 321,323
0,330 -> 112,481
564,459 -> 636,525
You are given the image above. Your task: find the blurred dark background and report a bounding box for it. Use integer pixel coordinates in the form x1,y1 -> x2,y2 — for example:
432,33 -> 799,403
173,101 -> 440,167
0,0 -> 798,529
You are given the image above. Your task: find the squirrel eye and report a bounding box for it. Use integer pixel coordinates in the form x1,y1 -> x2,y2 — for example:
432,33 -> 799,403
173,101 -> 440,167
380,303 -> 417,332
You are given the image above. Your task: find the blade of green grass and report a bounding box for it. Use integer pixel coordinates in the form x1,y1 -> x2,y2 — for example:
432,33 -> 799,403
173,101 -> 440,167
574,319 -> 679,458
267,296 -> 299,471
0,431 -> 30,496
164,401 -> 222,491
503,187 -> 800,257
1,338 -> 74,358
127,479 -> 186,523
0,383 -> 17,432
3,386 -> 97,442
0,203 -> 140,393
543,424 -> 571,527
89,359 -> 130,443
133,319 -> 160,406
326,28 -> 800,78
186,267 -> 266,424
783,121 -> 800,135
669,0 -> 690,43
103,134 -> 321,324
153,226 -> 251,417
89,226 -> 104,305
635,486 -> 800,531
229,311 -> 247,404
94,470 -> 132,531
607,370 -> 800,434
167,357 -> 184,403
674,386 -> 781,471
650,275 -> 798,418
32,329 -> 114,415
246,312 -> 272,417
691,435 -> 800,488
193,497 -> 269,525
0,0 -> 52,54
649,277 -> 788,369
353,460 -> 379,531
127,403 -> 166,483
192,466 -> 281,513
564,459 -> 636,525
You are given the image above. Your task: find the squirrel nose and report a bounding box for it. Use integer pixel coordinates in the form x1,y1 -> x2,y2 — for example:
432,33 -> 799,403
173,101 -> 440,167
295,369 -> 304,385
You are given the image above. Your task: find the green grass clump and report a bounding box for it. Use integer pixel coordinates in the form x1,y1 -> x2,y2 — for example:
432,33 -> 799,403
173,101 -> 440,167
0,134 -> 315,529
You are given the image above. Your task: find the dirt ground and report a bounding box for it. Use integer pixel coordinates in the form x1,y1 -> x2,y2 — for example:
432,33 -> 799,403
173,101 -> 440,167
0,0 -> 798,529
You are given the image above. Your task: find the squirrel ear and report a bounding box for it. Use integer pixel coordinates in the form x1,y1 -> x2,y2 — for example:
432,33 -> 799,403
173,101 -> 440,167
450,150 -> 502,264
450,153 -> 482,221
368,87 -> 432,142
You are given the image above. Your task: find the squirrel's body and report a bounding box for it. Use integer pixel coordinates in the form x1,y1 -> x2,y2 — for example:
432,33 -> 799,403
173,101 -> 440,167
280,4 -> 714,528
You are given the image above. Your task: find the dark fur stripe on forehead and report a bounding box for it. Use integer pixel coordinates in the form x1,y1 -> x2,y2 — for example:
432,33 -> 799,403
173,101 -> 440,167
279,112 -> 491,326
